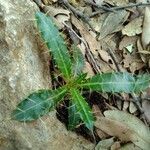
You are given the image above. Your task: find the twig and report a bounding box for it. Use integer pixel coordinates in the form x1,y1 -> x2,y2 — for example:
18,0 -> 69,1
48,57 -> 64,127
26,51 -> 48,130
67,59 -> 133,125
63,22 -> 101,73
85,0 -> 114,12
33,0 -> 44,8
107,48 -> 121,72
89,2 -> 150,17
90,10 -> 105,17
112,2 -> 150,11
131,93 -> 144,114
61,0 -> 95,32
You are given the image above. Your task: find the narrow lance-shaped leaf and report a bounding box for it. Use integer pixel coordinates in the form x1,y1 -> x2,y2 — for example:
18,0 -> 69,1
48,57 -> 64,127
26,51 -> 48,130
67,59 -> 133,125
71,45 -> 85,76
68,101 -> 81,130
70,88 -> 94,131
12,87 -> 67,121
35,12 -> 72,79
79,72 -> 150,93
134,74 -> 150,92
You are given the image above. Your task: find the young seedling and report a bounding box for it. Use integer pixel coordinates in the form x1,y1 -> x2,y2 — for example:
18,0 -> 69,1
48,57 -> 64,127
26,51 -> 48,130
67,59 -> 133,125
12,12 -> 150,132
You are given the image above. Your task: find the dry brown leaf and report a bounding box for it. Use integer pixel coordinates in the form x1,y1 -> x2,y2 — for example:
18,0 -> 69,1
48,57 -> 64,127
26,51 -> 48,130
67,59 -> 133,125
119,36 -> 138,50
83,61 -> 94,77
69,0 -> 79,6
99,10 -> 129,39
142,100 -> 150,123
129,61 -> 145,73
142,7 -> 150,49
111,141 -> 121,150
95,137 -> 115,150
123,53 -> 134,68
119,143 -> 141,150
122,101 -> 129,111
93,104 -> 109,140
0,137 -> 6,147
80,6 -> 93,16
138,50 -> 150,54
95,0 -> 105,5
99,35 -> 124,71
104,0 -> 129,6
43,6 -> 70,29
71,15 -> 115,72
116,99 -> 122,110
68,0 -> 85,7
90,14 -> 107,32
95,110 -> 150,150
42,0 -> 58,5
136,0 -> 148,13
122,16 -> 143,36
95,117 -> 137,142
98,60 -> 113,72
123,52 -> 143,73
71,15 -> 99,56
96,128 -> 109,139
78,42 -> 86,55
129,102 -> 137,114
98,49 -> 112,63
92,105 -> 103,117
137,38 -> 147,62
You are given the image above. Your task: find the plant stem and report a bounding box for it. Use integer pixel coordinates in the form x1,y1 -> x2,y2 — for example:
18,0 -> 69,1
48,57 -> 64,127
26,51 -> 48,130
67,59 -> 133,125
61,0 -> 95,31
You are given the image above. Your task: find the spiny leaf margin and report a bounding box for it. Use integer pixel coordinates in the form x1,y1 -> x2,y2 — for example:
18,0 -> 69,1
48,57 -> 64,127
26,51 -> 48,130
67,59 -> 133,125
35,12 -> 72,79
79,72 -> 150,93
12,87 -> 67,121
70,88 -> 94,130
68,101 -> 81,130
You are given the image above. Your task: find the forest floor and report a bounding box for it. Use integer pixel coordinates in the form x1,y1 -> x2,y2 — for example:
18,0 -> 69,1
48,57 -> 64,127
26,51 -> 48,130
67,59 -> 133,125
33,0 -> 150,149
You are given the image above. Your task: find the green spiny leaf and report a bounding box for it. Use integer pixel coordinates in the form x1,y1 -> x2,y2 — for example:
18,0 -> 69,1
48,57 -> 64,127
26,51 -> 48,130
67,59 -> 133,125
70,88 -> 94,131
35,12 -> 72,79
12,87 -> 67,121
79,72 -> 150,93
134,74 -> 150,92
75,73 -> 87,84
72,45 -> 85,76
68,101 -> 81,130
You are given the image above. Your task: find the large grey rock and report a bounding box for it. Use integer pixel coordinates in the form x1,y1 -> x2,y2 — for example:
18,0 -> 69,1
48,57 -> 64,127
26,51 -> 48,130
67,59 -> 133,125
0,0 -> 94,149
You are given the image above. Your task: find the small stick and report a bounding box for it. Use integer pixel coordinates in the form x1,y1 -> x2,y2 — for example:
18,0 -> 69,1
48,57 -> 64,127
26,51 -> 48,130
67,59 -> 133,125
61,0 -> 95,32
107,48 -> 121,72
85,0 -> 114,12
112,2 -> 150,11
63,22 -> 101,73
89,2 -> 150,17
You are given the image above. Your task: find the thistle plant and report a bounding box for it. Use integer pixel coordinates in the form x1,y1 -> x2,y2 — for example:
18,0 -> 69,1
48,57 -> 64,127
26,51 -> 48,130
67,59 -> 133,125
12,12 -> 150,131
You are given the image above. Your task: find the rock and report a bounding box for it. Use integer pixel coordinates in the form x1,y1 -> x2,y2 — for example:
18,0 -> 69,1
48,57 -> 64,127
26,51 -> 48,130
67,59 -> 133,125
0,0 -> 94,149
